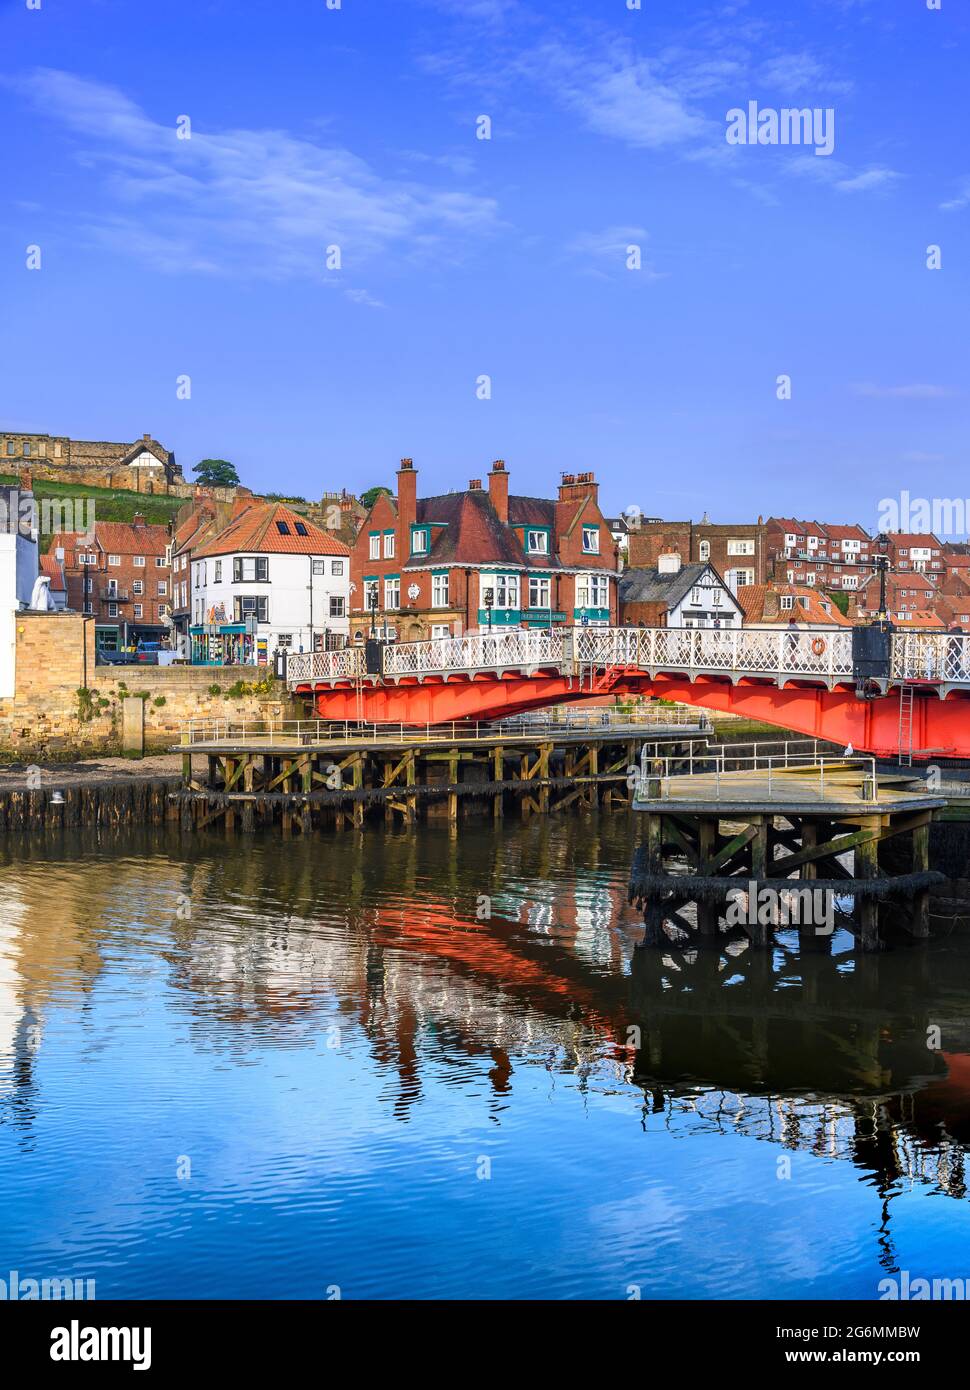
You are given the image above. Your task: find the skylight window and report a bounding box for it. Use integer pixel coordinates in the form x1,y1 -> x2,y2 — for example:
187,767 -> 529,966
295,522 -> 308,537
276,520 -> 290,535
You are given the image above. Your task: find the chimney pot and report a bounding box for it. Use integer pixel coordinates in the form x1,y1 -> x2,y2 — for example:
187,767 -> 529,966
469,479 -> 482,491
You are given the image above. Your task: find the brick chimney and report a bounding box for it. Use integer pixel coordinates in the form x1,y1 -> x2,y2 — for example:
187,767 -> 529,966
133,511 -> 146,528
488,460 -> 509,524
469,478 -> 482,491
397,458 -> 417,550
764,589 -> 781,619
19,468 -> 33,492
559,469 -> 599,505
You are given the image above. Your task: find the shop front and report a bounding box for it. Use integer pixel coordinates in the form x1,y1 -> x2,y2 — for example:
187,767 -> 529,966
190,621 -> 266,667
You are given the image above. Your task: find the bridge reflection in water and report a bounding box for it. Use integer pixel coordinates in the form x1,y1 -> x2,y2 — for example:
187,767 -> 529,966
2,815 -> 969,1294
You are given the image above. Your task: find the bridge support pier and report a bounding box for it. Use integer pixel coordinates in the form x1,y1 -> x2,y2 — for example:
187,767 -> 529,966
630,803 -> 944,954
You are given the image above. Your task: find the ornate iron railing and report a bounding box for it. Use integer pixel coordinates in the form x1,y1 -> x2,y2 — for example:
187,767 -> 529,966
286,626 -> 970,688
286,648 -> 366,683
891,631 -> 970,683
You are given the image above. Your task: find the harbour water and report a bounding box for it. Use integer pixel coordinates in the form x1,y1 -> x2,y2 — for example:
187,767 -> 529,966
2,814 -> 969,1300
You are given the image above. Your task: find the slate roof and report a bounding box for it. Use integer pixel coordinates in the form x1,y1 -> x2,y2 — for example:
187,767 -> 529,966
406,490 -> 584,570
619,562 -> 713,609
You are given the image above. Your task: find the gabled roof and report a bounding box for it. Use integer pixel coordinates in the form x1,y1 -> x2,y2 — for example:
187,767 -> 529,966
619,561 -> 735,611
885,532 -> 944,548
406,490 -> 570,569
194,501 -> 350,558
118,437 -> 172,468
822,523 -> 871,542
95,520 -> 170,555
737,582 -> 853,626
39,552 -> 66,590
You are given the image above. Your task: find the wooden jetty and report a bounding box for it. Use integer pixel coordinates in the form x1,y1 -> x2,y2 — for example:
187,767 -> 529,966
170,714 -> 713,835
629,745 -> 946,952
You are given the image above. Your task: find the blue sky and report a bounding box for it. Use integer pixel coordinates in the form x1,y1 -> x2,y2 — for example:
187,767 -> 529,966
1,0 -> 967,528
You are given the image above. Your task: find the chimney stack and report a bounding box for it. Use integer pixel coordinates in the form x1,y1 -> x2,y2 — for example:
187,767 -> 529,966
469,478 -> 482,491
559,470 -> 599,505
657,550 -> 682,575
488,460 -> 508,524
397,457 -> 417,545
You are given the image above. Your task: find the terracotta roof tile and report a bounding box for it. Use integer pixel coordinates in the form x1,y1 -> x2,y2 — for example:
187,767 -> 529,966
194,501 -> 350,559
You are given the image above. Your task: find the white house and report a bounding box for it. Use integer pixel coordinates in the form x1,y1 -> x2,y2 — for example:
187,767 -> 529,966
189,501 -> 351,665
0,484 -> 40,697
619,554 -> 743,629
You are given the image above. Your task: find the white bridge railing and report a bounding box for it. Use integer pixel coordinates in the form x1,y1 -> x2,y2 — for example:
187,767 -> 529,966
890,631 -> 970,683
286,626 -> 970,688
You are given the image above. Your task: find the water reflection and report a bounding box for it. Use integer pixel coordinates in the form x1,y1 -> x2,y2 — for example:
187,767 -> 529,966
1,816 -> 969,1297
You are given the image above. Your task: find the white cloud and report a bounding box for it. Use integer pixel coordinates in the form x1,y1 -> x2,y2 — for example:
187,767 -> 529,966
565,224 -> 664,281
785,156 -> 901,193
940,178 -> 970,212
758,52 -> 853,95
832,165 -> 901,193
8,68 -> 499,295
852,383 -> 954,400
517,39 -> 713,151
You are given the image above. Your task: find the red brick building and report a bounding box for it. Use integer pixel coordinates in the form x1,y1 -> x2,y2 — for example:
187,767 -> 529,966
348,459 -> 619,642
627,517 -> 767,588
766,518 -> 878,592
48,515 -> 172,650
848,570 -> 941,626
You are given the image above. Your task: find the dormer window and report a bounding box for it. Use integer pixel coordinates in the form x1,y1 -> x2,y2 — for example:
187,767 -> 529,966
411,528 -> 428,555
527,530 -> 548,554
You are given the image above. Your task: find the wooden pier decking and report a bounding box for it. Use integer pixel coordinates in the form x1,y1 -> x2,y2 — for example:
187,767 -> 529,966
171,718 -> 715,834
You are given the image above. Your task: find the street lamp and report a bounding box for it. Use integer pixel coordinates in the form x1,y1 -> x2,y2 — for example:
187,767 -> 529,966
483,586 -> 494,633
875,533 -> 891,623
368,585 -> 379,636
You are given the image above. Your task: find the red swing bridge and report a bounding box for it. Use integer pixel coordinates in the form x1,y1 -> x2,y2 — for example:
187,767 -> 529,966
286,625 -> 970,761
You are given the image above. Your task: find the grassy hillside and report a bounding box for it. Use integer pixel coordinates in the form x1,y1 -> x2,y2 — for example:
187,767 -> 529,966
0,475 -> 184,550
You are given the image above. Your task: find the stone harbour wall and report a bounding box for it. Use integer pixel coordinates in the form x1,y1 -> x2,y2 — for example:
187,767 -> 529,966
0,612 -> 302,759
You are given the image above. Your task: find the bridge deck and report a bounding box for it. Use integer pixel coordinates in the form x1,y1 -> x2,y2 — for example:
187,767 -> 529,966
180,725 -> 711,757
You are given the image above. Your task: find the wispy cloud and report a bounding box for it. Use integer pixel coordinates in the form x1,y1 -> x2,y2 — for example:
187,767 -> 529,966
422,21 -> 898,198
7,68 -> 499,298
522,40 -> 712,151
785,156 -> 901,193
565,224 -> 664,281
852,383 -> 955,400
940,178 -> 970,212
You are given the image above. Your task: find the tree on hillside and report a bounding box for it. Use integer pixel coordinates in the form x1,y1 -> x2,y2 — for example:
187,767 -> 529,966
194,458 -> 241,488
360,485 -> 392,510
